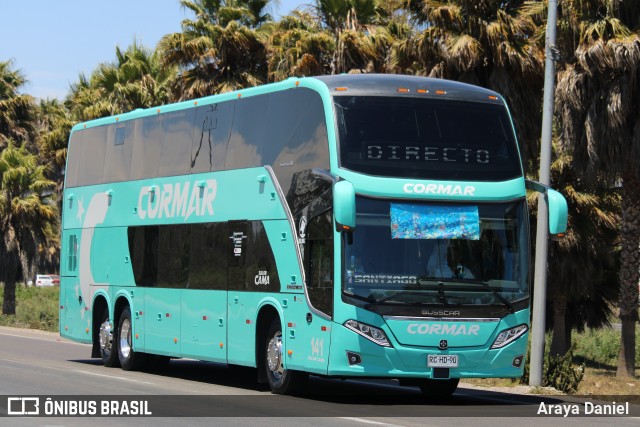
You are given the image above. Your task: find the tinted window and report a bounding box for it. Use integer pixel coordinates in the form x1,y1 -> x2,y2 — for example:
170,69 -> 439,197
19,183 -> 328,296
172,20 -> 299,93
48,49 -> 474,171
227,220 -> 281,292
225,96 -> 269,169
78,125 -> 107,185
190,222 -> 228,290
336,96 -> 522,181
227,221 -> 248,291
65,131 -> 82,187
104,122 -> 134,183
191,102 -> 234,173
131,115 -> 162,180
160,110 -> 194,177
263,89 -> 330,200
305,210 -> 334,317
128,226 -> 159,287
157,225 -> 190,288
245,221 -> 280,292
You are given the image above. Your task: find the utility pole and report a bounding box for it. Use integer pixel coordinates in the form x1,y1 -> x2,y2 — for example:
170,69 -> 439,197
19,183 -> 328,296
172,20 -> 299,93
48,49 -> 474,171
530,0 -> 558,386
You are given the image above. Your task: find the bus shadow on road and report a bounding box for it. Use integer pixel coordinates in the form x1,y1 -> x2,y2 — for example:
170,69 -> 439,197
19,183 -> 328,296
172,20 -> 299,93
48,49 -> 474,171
71,357 -> 566,413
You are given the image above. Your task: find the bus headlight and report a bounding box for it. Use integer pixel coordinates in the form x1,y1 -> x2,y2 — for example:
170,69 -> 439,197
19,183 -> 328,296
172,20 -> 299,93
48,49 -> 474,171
344,320 -> 391,347
491,324 -> 528,349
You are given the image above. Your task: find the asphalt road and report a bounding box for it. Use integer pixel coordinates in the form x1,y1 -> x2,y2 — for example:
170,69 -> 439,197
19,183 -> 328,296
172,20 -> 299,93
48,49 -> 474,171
0,326 -> 638,426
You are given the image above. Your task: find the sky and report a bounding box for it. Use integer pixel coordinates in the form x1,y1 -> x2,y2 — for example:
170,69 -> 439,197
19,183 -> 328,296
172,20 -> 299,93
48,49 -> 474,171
0,0 -> 306,100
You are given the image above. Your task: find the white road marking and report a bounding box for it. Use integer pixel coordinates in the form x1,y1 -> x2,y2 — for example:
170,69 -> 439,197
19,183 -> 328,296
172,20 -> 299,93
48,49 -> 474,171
0,331 -> 86,346
74,369 -> 156,385
339,417 -> 403,427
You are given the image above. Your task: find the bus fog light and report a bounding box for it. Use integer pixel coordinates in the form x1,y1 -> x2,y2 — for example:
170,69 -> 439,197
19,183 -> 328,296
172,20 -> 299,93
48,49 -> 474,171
491,324 -> 528,349
513,355 -> 524,367
347,351 -> 362,365
344,320 -> 391,347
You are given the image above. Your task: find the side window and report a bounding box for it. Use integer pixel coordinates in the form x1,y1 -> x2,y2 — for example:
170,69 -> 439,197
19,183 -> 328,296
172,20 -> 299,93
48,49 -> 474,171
227,221 -> 248,291
130,115 -> 162,180
104,122 -> 134,183
191,102 -> 234,173
160,110 -> 194,177
67,234 -> 78,274
245,221 -> 280,292
128,226 -> 159,287
225,96 -> 268,169
157,225 -> 191,288
262,89 -> 330,203
78,125 -> 107,185
305,210 -> 334,317
189,223 -> 228,290
65,131 -> 82,187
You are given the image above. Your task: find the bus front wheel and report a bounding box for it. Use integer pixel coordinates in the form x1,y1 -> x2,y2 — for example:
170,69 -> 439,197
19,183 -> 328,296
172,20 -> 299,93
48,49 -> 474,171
264,319 -> 307,394
117,306 -> 145,371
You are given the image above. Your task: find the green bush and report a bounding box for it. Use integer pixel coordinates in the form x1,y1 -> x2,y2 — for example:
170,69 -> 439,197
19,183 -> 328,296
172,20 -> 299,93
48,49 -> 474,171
0,284 -> 59,332
520,346 -> 585,394
571,327 -> 640,368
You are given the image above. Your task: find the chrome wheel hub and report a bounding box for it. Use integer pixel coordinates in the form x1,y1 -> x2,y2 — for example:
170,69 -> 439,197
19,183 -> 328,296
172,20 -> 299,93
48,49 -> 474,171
119,318 -> 132,359
267,331 -> 284,378
99,320 -> 112,353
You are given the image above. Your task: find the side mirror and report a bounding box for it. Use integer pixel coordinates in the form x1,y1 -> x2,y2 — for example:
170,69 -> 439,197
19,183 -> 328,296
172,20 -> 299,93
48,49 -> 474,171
334,180 -> 356,231
525,180 -> 568,235
547,188 -> 568,235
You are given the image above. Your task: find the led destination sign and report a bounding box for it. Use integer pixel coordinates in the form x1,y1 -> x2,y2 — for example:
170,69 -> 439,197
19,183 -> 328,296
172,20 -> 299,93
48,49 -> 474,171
365,144 -> 490,164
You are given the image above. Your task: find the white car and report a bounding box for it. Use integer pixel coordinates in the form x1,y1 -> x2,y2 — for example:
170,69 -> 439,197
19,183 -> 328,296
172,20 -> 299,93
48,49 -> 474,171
35,275 -> 54,287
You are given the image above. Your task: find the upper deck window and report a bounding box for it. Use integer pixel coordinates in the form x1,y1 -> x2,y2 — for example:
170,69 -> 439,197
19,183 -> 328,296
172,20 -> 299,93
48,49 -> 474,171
335,96 -> 522,181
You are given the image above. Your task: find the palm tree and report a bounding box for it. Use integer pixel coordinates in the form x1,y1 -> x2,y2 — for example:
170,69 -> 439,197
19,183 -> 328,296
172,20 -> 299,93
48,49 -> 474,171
265,10 -> 334,81
0,60 -> 36,148
529,146 -> 620,356
395,0 -> 544,164
65,73 -> 118,122
158,0 -> 269,99
552,0 -> 640,378
314,0 -> 392,74
93,41 -> 176,112
0,141 -> 57,315
38,99 -> 73,183
66,41 -> 175,121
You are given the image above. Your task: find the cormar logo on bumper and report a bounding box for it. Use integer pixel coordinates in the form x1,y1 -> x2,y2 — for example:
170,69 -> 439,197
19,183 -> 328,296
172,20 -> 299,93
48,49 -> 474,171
407,323 -> 480,336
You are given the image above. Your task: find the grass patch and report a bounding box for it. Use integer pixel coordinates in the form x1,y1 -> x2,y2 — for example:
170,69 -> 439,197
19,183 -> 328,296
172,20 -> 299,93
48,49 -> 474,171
467,327 -> 640,395
0,284 -> 59,332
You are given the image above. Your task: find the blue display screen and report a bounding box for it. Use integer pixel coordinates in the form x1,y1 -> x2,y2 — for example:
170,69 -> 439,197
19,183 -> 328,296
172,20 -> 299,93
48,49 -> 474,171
390,204 -> 480,240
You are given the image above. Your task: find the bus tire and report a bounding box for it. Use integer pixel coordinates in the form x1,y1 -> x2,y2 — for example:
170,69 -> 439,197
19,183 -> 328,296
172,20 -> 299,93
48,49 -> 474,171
117,306 -> 145,371
418,378 -> 459,397
264,319 -> 308,395
98,308 -> 119,367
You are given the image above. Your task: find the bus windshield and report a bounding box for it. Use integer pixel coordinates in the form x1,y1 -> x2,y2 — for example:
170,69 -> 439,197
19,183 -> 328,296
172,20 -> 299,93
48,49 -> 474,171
335,96 -> 522,181
343,197 -> 530,307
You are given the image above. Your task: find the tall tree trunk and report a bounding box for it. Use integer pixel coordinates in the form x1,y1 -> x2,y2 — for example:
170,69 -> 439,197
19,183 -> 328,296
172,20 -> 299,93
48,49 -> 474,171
617,170 -> 640,378
2,280 -> 16,315
550,291 -> 569,356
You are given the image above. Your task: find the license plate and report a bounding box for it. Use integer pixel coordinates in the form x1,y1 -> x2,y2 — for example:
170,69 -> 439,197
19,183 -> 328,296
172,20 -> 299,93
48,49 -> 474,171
428,354 -> 459,368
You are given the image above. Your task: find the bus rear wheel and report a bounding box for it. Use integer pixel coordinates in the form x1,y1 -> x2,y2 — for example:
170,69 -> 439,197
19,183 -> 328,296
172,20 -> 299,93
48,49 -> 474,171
98,308 -> 119,367
418,378 -> 459,397
117,306 -> 145,371
264,319 -> 307,395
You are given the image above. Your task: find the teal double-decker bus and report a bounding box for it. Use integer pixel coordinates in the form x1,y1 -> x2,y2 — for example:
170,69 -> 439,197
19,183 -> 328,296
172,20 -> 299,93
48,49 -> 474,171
60,74 -> 567,395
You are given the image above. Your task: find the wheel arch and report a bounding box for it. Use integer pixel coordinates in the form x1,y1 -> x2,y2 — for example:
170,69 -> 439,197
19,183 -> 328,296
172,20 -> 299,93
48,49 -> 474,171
91,293 -> 110,358
255,302 -> 282,383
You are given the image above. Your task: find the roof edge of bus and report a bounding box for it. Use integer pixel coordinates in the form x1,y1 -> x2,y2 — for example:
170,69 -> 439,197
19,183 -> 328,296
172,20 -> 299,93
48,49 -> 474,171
69,76 -> 331,133
69,74 -> 503,133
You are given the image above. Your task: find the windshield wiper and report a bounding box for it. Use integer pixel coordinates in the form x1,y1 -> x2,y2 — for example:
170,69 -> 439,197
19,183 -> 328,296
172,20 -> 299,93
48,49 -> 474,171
342,291 -> 375,303
365,286 -> 464,308
458,280 -> 515,313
